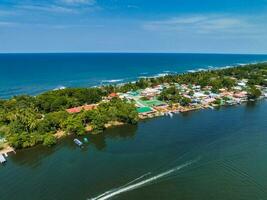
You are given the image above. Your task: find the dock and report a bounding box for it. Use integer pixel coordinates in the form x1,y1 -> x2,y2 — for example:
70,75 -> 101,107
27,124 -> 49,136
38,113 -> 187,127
0,145 -> 16,164
0,145 -> 16,155
0,154 -> 6,164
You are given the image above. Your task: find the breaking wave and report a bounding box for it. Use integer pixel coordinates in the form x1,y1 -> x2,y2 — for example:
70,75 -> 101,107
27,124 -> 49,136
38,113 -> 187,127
53,86 -> 66,91
101,79 -> 124,84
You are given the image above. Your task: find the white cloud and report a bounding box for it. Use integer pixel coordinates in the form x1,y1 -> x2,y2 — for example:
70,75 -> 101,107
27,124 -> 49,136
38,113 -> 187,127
16,5 -> 75,13
143,15 -> 258,36
59,0 -> 96,5
0,21 -> 17,27
127,5 -> 139,9
12,0 -> 97,14
0,10 -> 14,16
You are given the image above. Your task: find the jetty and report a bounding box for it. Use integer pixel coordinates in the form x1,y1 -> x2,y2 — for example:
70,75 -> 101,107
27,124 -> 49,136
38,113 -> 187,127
0,145 -> 16,155
0,144 -> 16,164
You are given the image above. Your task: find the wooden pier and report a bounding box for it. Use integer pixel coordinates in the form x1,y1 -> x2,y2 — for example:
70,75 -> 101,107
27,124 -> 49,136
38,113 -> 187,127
0,144 -> 16,164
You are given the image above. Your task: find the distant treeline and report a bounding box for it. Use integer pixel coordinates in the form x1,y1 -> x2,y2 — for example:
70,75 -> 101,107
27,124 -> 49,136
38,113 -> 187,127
107,62 -> 267,93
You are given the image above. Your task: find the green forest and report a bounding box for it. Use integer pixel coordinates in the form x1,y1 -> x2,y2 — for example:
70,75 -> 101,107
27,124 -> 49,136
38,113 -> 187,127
0,89 -> 138,149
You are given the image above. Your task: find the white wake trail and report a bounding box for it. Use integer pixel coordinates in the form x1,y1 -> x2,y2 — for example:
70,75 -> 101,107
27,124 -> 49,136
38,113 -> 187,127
122,172 -> 152,187
88,159 -> 197,200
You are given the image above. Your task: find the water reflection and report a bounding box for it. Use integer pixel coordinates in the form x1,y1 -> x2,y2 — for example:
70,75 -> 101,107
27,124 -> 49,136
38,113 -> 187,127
9,144 -> 57,168
245,100 -> 258,109
7,101 -> 262,168
88,124 -> 137,151
8,124 -> 137,167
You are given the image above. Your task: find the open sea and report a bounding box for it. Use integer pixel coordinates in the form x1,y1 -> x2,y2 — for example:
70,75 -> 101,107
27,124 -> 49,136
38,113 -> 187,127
1,53 -> 267,98
1,53 -> 267,200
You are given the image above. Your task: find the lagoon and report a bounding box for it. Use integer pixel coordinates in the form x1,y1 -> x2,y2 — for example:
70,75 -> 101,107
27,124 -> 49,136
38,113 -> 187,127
1,100 -> 267,200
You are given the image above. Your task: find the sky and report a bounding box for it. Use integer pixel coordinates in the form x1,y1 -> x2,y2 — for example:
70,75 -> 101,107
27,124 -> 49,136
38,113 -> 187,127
0,0 -> 267,53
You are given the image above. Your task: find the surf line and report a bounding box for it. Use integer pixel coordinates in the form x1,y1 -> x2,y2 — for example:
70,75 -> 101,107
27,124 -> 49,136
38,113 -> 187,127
88,159 -> 198,200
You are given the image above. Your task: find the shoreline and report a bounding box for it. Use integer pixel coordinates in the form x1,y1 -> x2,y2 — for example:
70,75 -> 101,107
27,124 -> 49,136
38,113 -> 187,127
1,60 -> 267,100
1,61 -> 267,155
2,99 -> 265,157
0,144 -> 15,156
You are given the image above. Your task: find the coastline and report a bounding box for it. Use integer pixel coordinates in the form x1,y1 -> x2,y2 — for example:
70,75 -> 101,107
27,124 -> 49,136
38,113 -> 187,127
1,98 -> 265,157
0,61 -> 267,154
1,53 -> 267,100
0,144 -> 15,156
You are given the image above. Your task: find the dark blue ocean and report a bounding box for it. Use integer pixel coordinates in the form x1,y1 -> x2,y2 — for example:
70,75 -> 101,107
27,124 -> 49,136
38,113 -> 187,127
1,53 -> 267,99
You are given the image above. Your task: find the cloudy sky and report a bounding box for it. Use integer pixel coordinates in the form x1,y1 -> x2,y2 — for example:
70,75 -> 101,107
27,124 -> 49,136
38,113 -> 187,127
0,0 -> 267,53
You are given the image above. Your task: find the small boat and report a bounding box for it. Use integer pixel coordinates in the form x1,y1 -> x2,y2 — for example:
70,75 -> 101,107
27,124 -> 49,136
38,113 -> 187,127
74,139 -> 83,147
208,105 -> 214,109
0,154 -> 6,164
83,138 -> 88,143
168,112 -> 173,118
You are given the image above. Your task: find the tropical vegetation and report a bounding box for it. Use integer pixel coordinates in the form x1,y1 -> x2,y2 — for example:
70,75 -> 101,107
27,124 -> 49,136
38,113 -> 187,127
0,62 -> 266,149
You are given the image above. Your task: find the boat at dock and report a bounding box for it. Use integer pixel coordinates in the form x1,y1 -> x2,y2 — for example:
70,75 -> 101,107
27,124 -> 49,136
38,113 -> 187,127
74,138 -> 83,147
0,154 -> 6,164
167,111 -> 174,118
208,105 -> 214,109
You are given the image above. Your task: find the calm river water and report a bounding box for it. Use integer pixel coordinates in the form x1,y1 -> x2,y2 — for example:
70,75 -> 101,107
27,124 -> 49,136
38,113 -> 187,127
1,101 -> 267,200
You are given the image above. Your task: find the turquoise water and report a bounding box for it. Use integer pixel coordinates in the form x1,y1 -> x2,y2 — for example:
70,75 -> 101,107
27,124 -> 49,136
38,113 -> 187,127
1,101 -> 267,200
1,53 -> 267,98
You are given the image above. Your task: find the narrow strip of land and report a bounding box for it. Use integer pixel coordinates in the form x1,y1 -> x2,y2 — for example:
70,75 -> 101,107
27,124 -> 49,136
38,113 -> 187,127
0,62 -> 266,152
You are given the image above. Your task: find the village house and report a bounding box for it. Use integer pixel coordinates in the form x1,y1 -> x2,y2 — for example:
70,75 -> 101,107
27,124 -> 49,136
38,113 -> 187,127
137,107 -> 157,118
66,104 -> 97,114
141,88 -> 160,98
108,92 -> 118,99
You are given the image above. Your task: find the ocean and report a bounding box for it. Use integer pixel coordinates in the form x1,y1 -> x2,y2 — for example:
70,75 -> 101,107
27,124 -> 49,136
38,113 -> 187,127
1,53 -> 267,200
1,53 -> 267,99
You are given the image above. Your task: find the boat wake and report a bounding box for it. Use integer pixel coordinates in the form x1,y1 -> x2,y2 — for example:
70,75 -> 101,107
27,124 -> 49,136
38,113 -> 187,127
88,159 -> 198,200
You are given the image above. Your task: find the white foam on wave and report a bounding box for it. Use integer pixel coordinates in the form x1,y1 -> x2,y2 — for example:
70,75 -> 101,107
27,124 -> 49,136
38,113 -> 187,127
138,72 -> 171,79
53,86 -> 66,91
138,76 -> 148,79
187,70 -> 196,73
223,65 -> 233,69
154,73 -> 169,77
101,79 -> 124,83
88,159 -> 197,200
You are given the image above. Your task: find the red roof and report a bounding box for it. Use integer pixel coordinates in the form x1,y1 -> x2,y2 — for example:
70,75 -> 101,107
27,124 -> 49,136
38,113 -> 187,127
66,104 -> 97,114
108,93 -> 118,98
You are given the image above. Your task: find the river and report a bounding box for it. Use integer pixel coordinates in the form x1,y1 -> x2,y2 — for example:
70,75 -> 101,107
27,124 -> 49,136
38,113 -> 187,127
1,101 -> 267,200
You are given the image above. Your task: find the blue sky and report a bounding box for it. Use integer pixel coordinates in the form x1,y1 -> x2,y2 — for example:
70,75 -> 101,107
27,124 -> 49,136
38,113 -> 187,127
0,0 -> 267,53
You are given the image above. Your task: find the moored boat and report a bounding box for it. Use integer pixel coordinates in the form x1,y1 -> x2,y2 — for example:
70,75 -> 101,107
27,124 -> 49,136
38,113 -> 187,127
0,154 -> 6,164
74,139 -> 83,147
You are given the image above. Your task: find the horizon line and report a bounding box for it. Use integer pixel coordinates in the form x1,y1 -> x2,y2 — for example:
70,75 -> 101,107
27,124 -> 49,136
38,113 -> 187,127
1,51 -> 267,55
